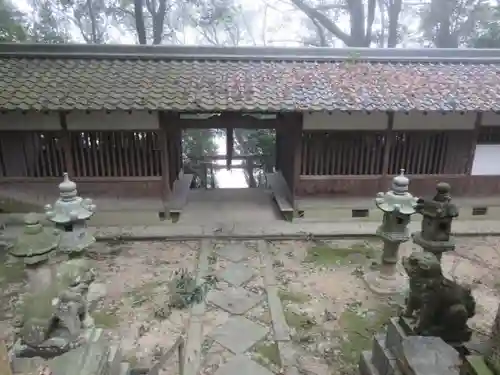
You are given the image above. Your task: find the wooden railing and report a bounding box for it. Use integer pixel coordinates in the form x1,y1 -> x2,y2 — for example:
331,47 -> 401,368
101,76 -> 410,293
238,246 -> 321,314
0,130 -> 162,178
301,130 -> 472,176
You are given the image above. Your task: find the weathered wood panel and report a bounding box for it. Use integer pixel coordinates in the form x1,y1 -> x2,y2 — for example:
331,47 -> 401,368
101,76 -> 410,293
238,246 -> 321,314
0,131 -> 65,178
301,131 -> 385,175
68,131 -> 162,177
301,130 -> 473,177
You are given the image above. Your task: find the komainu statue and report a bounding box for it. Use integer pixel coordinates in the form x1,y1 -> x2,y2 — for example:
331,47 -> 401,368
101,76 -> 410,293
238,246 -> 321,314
401,251 -> 476,343
13,259 -> 96,358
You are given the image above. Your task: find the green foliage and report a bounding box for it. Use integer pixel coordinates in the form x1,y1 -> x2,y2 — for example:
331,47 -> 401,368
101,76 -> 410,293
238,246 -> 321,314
168,268 -> 217,309
0,0 -> 28,42
470,6 -> 500,48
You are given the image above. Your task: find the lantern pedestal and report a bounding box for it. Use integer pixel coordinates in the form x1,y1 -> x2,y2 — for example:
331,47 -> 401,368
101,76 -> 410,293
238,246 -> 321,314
364,170 -> 417,295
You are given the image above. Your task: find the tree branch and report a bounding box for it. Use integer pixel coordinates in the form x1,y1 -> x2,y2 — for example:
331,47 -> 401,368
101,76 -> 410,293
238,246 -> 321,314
289,0 -> 352,45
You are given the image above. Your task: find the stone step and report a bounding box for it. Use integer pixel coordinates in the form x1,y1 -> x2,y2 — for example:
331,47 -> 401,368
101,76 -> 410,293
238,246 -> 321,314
385,317 -> 408,359
359,351 -> 380,375
371,334 -> 402,375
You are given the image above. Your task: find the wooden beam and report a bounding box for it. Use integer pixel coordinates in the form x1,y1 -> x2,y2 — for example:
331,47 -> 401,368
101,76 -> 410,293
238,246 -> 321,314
284,113 -> 303,204
465,112 -> 483,175
381,111 -> 394,175
379,111 -> 394,191
59,112 -> 74,177
159,112 -> 172,202
226,126 -> 233,169
175,112 -> 279,129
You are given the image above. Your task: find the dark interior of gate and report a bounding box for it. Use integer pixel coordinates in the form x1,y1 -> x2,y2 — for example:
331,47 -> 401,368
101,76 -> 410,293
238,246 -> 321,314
164,112 -> 301,223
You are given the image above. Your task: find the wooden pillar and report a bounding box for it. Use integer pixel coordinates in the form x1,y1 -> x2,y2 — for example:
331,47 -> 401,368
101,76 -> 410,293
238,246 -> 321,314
275,126 -> 284,172
159,112 -> 171,202
379,111 -> 395,191
226,126 -> 233,169
279,113 -> 303,200
465,112 -> 482,174
59,112 -> 74,177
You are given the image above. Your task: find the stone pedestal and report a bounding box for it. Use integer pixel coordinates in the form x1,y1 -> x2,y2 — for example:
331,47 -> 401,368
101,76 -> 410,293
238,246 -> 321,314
364,170 -> 417,295
8,213 -> 60,292
359,318 -> 461,375
45,173 -> 96,257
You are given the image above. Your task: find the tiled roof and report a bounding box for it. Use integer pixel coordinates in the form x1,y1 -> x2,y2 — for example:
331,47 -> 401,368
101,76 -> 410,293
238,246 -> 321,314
1,44 -> 500,112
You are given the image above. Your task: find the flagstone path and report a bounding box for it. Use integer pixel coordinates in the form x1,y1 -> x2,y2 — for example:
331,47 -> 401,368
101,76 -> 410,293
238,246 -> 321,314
182,239 -> 297,375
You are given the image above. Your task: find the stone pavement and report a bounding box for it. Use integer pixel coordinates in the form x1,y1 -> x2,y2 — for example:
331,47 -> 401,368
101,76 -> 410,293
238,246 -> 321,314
182,239 -> 296,375
59,219 -> 500,240
3,219 -> 500,245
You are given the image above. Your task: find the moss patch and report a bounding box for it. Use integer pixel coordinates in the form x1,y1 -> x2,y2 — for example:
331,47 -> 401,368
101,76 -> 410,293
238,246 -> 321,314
125,353 -> 139,367
254,341 -> 282,367
0,197 -> 42,213
284,309 -> 316,331
92,310 -> 120,328
126,280 -> 163,307
304,242 -> 378,266
278,289 -> 310,304
336,303 -> 397,372
0,258 -> 25,286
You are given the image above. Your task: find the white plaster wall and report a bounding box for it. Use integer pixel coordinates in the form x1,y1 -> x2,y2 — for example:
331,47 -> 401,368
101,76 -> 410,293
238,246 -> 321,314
0,111 -> 61,130
482,111 -> 500,126
393,111 -> 475,130
66,110 -> 159,130
303,111 -> 388,130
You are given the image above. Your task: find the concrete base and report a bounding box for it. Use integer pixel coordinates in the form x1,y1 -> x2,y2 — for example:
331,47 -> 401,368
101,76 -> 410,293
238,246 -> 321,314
363,269 -> 408,295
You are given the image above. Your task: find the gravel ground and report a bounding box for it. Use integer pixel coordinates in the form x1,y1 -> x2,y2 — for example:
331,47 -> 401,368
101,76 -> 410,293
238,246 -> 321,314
0,236 -> 499,375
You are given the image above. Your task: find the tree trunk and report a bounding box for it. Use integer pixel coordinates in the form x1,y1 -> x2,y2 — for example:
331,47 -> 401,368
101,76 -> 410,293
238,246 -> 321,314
86,0 -> 98,43
134,0 -> 147,44
387,0 -> 402,47
152,0 -> 167,44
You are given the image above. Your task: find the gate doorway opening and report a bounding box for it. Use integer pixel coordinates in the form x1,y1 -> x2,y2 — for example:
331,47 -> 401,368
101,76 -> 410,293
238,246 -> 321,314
166,112 -> 300,223
181,128 -> 276,190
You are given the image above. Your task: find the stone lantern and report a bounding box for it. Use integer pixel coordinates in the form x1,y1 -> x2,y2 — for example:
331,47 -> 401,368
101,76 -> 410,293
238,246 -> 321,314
412,182 -> 458,262
364,169 -> 418,294
44,172 -> 96,256
8,212 -> 60,292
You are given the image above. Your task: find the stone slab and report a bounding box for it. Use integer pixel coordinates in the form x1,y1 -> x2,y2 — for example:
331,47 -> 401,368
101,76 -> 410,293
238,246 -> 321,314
371,334 -> 400,375
119,362 -> 130,375
209,316 -> 268,354
207,286 -> 264,315
214,355 -> 273,375
183,239 -> 211,375
385,317 -> 407,358
215,243 -> 252,262
0,340 -> 12,375
359,351 -> 380,375
267,286 -> 291,341
218,263 -> 254,287
399,336 -> 460,375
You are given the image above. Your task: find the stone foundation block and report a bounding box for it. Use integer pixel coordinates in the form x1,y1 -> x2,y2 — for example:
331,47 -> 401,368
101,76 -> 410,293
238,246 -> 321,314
371,334 -> 401,375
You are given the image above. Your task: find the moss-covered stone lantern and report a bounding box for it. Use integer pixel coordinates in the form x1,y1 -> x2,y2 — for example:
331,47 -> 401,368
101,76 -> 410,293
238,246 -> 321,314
364,169 -> 418,294
412,182 -> 458,262
8,213 -> 60,292
44,173 -> 96,256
